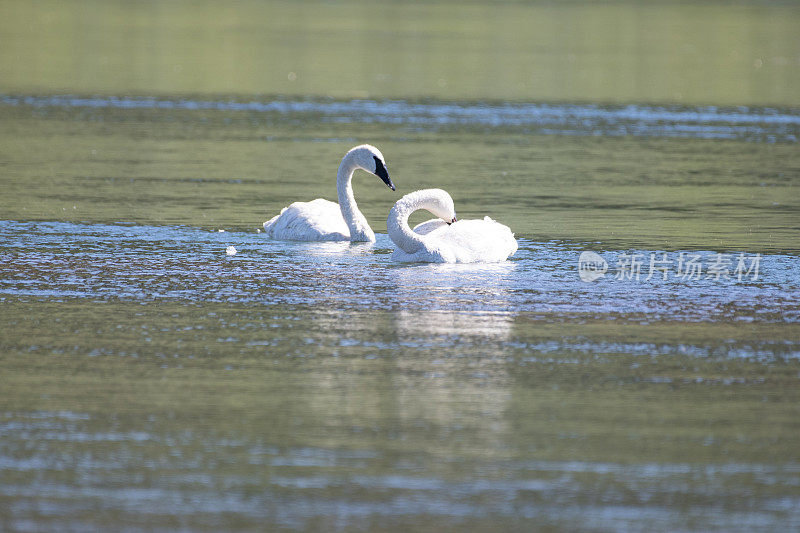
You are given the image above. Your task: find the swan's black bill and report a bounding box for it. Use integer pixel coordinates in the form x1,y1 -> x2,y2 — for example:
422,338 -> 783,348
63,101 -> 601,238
373,156 -> 395,191
448,215 -> 458,225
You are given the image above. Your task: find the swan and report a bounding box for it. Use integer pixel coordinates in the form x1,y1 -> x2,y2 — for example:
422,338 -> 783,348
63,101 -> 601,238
263,144 -> 395,242
387,188 -> 518,263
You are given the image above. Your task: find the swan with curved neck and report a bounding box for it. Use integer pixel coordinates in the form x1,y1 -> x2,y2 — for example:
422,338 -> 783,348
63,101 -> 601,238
263,145 -> 394,242
387,189 -> 518,263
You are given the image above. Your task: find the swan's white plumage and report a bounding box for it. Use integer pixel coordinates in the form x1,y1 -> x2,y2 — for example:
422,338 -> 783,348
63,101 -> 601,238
262,144 -> 393,242
388,189 -> 518,263
263,199 -> 350,241
411,218 -> 448,235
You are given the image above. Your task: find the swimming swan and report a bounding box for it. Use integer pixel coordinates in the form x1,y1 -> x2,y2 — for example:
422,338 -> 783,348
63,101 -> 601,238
387,188 -> 518,263
263,145 -> 395,242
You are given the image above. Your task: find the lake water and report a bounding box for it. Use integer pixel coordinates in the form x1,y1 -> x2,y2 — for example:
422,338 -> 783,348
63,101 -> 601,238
1,1 -> 800,531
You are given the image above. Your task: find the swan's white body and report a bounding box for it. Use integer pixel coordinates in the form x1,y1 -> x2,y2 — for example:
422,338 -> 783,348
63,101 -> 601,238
263,198 -> 351,241
387,189 -> 518,263
263,145 -> 394,242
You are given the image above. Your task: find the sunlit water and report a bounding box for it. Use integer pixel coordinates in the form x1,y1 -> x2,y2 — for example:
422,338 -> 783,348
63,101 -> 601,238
2,220 -> 800,329
2,94 -> 800,529
2,220 -> 800,531
2,93 -> 799,530
4,94 -> 800,143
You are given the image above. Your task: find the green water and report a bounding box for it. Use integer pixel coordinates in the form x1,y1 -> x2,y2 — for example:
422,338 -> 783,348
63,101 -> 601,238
1,104 -> 798,253
2,0 -> 799,105
1,1 -> 800,531
2,300 -> 800,530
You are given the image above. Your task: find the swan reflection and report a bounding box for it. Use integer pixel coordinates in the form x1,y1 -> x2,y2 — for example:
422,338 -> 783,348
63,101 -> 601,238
394,309 -> 515,340
390,260 -> 517,310
302,307 -> 515,451
290,240 -> 376,257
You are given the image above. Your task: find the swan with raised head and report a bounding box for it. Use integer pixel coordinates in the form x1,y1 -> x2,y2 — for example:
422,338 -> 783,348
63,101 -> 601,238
263,144 -> 394,242
387,188 -> 518,263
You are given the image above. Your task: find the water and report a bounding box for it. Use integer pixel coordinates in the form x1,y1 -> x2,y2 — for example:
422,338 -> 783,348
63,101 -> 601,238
2,0 -> 799,106
2,96 -> 798,254
2,219 -> 800,530
2,220 -> 800,325
2,0 -> 800,531
5,94 -> 800,142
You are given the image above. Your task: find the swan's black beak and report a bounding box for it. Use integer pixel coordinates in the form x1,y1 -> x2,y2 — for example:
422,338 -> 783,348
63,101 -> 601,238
373,156 -> 395,191
449,215 -> 458,224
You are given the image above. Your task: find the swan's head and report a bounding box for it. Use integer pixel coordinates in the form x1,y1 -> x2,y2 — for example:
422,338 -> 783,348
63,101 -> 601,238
414,188 -> 457,225
346,144 -> 395,191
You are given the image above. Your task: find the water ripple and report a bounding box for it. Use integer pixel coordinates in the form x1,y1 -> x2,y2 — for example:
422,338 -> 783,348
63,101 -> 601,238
2,94 -> 798,142
1,220 -> 798,327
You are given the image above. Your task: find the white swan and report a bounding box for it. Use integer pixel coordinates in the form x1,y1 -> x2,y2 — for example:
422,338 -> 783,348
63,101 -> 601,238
263,145 -> 394,242
387,188 -> 518,263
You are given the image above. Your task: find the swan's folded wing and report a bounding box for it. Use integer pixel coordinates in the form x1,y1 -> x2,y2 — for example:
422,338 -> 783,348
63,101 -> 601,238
435,217 -> 518,262
412,218 -> 449,235
263,199 -> 350,241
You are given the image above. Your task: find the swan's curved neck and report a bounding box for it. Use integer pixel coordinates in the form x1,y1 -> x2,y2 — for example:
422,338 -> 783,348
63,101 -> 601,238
337,156 -> 374,242
387,195 -> 427,254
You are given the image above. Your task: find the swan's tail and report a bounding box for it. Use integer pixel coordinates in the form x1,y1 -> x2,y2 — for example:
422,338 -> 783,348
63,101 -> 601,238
262,209 -> 285,235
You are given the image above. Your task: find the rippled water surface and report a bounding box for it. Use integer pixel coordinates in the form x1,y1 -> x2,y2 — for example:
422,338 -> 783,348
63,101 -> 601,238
3,220 -> 800,325
5,94 -> 800,142
2,0 -> 800,531
2,218 -> 800,530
